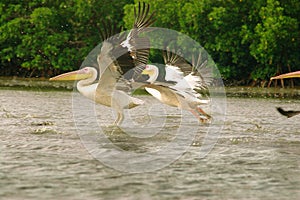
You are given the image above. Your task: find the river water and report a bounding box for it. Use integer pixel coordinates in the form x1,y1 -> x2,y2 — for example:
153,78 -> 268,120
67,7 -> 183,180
0,88 -> 299,200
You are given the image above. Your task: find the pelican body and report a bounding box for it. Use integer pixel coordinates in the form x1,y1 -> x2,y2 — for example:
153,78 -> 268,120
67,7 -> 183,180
141,49 -> 212,123
49,67 -> 144,124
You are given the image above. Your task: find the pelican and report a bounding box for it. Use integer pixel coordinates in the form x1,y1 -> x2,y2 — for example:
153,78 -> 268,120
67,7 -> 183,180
141,48 -> 212,123
276,107 -> 300,118
50,2 -> 155,125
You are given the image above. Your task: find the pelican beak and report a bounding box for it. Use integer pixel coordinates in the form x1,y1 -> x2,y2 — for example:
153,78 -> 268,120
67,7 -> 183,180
270,71 -> 300,80
49,69 -> 92,81
141,69 -> 152,75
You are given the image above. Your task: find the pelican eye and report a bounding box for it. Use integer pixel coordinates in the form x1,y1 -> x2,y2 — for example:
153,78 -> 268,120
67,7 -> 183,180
83,67 -> 89,72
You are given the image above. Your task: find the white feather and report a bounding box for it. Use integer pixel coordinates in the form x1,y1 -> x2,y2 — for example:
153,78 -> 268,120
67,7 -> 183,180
120,30 -> 134,52
165,64 -> 184,82
145,87 -> 162,101
174,88 -> 209,105
120,38 -> 133,52
172,73 -> 199,90
170,72 -> 205,100
183,73 -> 201,90
77,83 -> 98,101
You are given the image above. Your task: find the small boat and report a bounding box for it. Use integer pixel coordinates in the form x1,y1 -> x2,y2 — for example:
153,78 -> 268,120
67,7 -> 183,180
269,70 -> 300,88
270,71 -> 300,80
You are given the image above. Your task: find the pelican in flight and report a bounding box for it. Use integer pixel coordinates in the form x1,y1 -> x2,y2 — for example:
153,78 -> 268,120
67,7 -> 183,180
50,2 -> 155,125
276,107 -> 300,118
141,48 -> 212,123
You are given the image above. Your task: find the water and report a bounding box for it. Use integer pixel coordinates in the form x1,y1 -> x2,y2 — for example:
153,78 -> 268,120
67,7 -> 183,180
0,88 -> 299,199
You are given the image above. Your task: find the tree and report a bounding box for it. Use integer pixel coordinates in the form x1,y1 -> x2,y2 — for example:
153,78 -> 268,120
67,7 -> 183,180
242,0 -> 299,83
0,0 -> 133,77
0,0 -> 299,85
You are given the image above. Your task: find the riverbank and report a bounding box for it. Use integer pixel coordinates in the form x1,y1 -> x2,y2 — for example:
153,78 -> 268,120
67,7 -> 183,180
225,86 -> 300,98
0,77 -> 74,91
0,77 -> 299,98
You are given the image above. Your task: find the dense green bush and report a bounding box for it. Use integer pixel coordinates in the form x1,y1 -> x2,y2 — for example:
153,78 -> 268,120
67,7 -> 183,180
0,0 -> 132,77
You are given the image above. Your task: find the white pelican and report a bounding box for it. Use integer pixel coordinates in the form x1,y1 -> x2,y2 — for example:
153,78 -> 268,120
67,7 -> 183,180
50,2 -> 155,125
141,48 -> 212,122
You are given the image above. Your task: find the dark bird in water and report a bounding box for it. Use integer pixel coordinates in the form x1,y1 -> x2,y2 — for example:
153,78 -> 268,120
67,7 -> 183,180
276,107 -> 300,118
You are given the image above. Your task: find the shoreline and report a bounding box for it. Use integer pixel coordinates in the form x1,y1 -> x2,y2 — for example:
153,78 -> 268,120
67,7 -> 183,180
0,77 -> 299,98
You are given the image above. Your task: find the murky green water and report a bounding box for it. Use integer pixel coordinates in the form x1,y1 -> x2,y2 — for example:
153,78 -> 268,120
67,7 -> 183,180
0,88 -> 299,199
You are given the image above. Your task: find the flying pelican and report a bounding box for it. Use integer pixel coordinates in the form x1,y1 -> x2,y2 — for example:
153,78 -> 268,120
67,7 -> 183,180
50,2 -> 155,125
276,107 -> 300,118
141,48 -> 212,123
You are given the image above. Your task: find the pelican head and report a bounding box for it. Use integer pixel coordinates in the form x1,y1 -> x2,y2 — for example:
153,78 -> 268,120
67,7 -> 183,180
141,64 -> 159,83
50,66 -> 98,103
49,67 -> 96,81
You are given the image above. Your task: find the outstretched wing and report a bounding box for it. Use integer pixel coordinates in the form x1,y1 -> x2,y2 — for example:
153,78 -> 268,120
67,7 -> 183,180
96,2 -> 155,90
120,2 -> 156,82
162,48 -> 212,98
121,2 -> 155,66
277,107 -> 300,118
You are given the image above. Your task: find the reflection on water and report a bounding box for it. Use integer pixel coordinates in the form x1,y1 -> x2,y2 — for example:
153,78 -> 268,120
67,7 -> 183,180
0,88 -> 300,199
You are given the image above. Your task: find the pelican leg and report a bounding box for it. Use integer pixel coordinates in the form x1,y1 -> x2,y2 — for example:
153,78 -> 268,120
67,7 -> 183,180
196,107 -> 212,120
113,112 -> 124,126
189,109 -> 210,123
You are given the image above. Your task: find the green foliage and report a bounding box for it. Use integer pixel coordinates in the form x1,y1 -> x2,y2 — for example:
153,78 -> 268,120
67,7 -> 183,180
241,0 -> 299,80
0,0 -> 299,85
0,0 -> 133,77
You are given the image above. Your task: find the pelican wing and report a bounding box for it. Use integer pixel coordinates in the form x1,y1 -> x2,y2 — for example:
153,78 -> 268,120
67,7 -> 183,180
161,48 -> 212,98
97,2 -> 155,91
277,107 -> 300,118
120,2 -> 156,81
121,2 -> 155,65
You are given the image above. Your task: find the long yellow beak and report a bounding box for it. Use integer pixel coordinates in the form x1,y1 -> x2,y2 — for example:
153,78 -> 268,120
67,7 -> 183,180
270,71 -> 300,80
49,69 -> 92,81
141,69 -> 152,75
